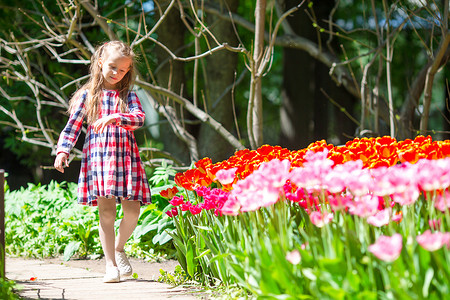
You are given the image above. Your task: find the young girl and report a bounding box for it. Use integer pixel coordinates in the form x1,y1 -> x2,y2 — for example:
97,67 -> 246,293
54,41 -> 151,283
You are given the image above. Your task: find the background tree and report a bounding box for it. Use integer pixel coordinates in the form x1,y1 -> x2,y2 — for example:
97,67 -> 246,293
0,0 -> 448,189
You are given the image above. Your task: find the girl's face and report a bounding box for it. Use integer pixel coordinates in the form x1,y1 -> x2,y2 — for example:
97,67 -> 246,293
99,51 -> 132,89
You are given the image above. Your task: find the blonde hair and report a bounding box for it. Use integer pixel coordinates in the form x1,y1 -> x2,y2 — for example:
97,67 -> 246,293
68,40 -> 136,124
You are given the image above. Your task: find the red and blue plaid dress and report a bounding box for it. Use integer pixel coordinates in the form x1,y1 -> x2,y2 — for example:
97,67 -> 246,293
56,89 -> 151,206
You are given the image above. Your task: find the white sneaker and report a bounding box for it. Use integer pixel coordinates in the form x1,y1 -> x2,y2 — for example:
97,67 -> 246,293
103,266 -> 120,283
115,251 -> 132,276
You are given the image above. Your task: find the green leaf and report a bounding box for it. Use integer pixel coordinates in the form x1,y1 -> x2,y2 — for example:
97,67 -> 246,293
302,268 -> 317,281
63,241 -> 82,261
152,229 -> 173,245
422,268 -> 434,298
195,249 -> 211,260
209,252 -> 230,264
186,242 -> 195,278
192,225 -> 213,231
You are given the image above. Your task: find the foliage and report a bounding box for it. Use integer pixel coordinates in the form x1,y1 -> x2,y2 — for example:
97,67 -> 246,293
5,181 -> 101,258
163,138 -> 450,298
4,167 -> 176,261
0,277 -> 21,300
0,247 -> 21,300
158,265 -> 187,286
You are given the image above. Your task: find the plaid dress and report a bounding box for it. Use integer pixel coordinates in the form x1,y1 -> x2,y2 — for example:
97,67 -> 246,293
56,89 -> 151,206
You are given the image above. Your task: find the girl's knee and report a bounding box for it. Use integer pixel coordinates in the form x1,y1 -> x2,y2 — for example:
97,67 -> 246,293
122,201 -> 140,219
98,197 -> 117,220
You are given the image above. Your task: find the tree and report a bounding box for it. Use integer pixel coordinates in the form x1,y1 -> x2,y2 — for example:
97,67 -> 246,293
0,0 -> 448,186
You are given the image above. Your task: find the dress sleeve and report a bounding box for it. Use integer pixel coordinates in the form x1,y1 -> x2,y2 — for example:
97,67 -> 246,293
112,91 -> 145,131
56,90 -> 87,155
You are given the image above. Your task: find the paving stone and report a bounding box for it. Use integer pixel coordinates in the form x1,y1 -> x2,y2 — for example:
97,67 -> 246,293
6,257 -> 203,299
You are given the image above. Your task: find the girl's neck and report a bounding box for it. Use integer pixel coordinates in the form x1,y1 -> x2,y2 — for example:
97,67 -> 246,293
102,83 -> 118,90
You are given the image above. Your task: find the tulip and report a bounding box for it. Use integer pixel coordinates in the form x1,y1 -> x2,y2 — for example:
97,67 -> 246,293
309,211 -> 333,228
392,211 -> 403,223
434,190 -> 450,212
160,186 -> 179,199
215,167 -> 237,185
367,208 -> 391,227
416,230 -> 450,251
189,204 -> 202,215
221,196 -> 240,216
347,194 -> 379,218
368,234 -> 402,262
165,207 -> 178,217
285,250 -> 301,265
169,195 -> 184,206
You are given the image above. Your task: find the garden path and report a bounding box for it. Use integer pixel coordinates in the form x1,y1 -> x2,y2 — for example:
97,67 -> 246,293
6,256 -> 204,299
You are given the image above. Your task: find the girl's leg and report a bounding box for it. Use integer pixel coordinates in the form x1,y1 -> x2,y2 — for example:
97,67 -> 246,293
98,197 -> 117,268
115,200 -> 141,252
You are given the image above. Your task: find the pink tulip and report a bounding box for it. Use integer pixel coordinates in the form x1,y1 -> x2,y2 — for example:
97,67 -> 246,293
290,150 -> 334,190
392,210 -> 403,223
368,234 -> 402,262
195,186 -> 211,197
416,230 -> 450,251
225,159 -> 290,212
285,250 -> 301,265
369,167 -> 396,196
220,195 -> 240,216
309,211 -> 333,228
189,204 -> 202,215
414,158 -> 450,191
367,208 -> 391,227
215,167 -> 238,185
258,159 -> 291,188
323,161 -> 361,194
391,188 -> 420,206
181,201 -> 192,211
333,160 -> 373,196
371,164 -> 418,197
284,182 -> 306,203
169,195 -> 185,206
347,194 -> 380,218
165,207 -> 178,217
328,193 -> 352,211
434,191 -> 450,212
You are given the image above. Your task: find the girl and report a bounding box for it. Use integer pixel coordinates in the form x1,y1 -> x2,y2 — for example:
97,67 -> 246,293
54,41 -> 151,283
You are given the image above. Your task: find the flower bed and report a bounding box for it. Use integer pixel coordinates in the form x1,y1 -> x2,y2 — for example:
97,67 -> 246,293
161,136 -> 450,298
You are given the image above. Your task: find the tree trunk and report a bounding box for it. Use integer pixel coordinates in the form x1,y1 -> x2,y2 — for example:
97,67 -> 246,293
198,0 -> 240,162
247,0 -> 266,149
280,0 -> 357,149
442,63 -> 450,140
153,1 -> 191,164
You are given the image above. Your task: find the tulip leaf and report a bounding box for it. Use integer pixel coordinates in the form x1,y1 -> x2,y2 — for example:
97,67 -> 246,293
422,268 -> 434,298
63,241 -> 82,261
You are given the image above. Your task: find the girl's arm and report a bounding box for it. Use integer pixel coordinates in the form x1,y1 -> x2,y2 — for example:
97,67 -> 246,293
111,91 -> 145,131
56,90 -> 87,156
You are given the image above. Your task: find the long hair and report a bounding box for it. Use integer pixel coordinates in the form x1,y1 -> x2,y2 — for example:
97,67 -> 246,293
68,41 -> 136,124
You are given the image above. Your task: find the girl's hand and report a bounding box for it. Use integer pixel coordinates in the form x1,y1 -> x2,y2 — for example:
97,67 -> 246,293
54,153 -> 69,173
92,115 -> 116,133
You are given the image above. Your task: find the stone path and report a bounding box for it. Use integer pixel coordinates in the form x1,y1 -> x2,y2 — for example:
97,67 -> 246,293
6,257 -> 204,299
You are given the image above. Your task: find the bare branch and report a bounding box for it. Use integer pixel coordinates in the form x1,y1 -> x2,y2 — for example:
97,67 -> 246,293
136,80 -> 245,152
131,0 -> 177,47
79,0 -> 119,41
204,3 -> 360,99
420,33 -> 450,133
